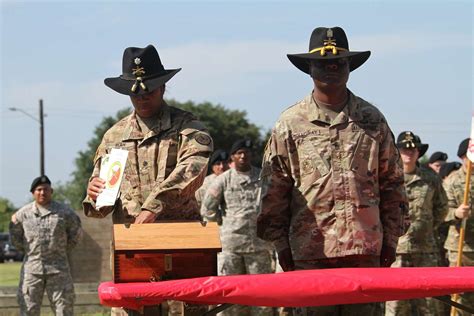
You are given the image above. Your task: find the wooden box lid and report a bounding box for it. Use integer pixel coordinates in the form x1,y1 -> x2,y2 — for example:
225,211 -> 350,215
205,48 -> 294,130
113,222 -> 221,252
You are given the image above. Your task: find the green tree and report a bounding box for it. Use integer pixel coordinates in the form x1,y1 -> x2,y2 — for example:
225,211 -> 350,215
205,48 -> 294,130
56,108 -> 131,209
0,197 -> 16,232
60,99 -> 268,210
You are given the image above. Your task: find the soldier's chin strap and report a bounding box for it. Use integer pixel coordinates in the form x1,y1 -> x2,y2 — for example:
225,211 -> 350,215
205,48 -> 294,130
434,296 -> 474,314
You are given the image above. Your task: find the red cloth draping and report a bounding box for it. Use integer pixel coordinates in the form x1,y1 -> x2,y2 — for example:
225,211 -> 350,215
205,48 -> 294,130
98,267 -> 474,310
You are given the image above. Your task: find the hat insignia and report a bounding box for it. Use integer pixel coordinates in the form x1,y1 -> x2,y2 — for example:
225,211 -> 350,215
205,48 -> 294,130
131,58 -> 147,93
309,28 -> 347,56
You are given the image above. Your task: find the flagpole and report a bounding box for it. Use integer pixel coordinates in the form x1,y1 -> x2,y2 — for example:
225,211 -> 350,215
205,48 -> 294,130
450,113 -> 474,315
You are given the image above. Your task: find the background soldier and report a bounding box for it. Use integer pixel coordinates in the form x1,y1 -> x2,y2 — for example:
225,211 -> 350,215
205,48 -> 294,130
443,138 -> 474,315
195,149 -> 229,208
257,26 -> 407,316
201,139 -> 273,316
82,45 -> 213,315
428,151 -> 448,175
10,176 -> 82,316
385,132 -> 447,316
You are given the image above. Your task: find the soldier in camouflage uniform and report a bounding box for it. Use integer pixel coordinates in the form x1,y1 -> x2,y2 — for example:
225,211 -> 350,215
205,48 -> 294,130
443,138 -> 474,315
202,139 -> 273,316
385,132 -> 447,316
195,149 -> 229,209
10,176 -> 83,316
257,27 -> 408,316
83,45 -> 213,316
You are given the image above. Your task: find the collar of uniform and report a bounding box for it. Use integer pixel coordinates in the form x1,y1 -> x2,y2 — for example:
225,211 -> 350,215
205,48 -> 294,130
306,90 -> 360,125
121,103 -> 172,141
34,201 -> 54,217
405,167 -> 422,185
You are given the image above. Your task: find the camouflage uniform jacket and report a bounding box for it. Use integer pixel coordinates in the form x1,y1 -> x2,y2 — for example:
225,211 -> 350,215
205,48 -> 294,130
82,103 -> 213,223
202,167 -> 271,253
396,167 -> 448,254
195,173 -> 218,207
257,91 -> 407,261
10,201 -> 82,274
443,166 -> 474,252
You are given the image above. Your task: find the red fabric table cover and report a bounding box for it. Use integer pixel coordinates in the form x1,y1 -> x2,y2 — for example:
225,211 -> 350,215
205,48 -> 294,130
98,267 -> 474,310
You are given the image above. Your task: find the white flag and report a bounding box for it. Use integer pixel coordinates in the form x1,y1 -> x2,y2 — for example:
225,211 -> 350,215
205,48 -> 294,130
467,114 -> 474,163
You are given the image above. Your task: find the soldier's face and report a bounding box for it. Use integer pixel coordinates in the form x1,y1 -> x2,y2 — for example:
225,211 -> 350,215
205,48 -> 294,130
32,184 -> 53,206
130,85 -> 164,118
211,161 -> 229,176
310,58 -> 350,88
429,161 -> 445,174
400,148 -> 419,166
231,149 -> 252,171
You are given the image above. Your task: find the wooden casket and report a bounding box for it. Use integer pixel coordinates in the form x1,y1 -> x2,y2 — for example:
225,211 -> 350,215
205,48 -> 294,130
112,222 -> 221,283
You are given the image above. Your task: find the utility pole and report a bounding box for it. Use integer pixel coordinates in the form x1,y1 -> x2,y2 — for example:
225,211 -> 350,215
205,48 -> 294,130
9,99 -> 46,176
39,99 -> 45,176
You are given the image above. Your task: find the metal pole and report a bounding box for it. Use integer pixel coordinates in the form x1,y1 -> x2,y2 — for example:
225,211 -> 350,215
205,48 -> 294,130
39,99 -> 45,176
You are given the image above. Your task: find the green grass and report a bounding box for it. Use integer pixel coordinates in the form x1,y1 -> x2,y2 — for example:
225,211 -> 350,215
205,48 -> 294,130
0,261 -> 21,286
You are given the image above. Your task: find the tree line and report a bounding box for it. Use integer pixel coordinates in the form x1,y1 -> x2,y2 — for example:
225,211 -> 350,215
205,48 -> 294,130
0,99 -> 270,229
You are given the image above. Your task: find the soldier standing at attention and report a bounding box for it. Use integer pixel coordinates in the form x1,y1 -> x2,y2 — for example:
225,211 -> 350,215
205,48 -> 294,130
385,132 -> 447,316
195,149 -> 229,208
257,26 -> 408,315
201,139 -> 273,316
83,45 -> 213,315
443,138 -> 474,315
10,176 -> 83,316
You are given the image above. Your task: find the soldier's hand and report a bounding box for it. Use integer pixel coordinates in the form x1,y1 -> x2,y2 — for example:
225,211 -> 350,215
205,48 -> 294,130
380,245 -> 396,267
135,210 -> 157,224
277,248 -> 295,272
455,204 -> 470,219
11,213 -> 17,224
87,177 -> 106,201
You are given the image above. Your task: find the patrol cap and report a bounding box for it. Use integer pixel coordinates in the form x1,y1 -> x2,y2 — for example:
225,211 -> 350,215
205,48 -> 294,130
30,175 -> 51,193
396,131 -> 428,158
230,139 -> 253,155
457,138 -> 470,158
428,151 -> 448,164
210,149 -> 229,166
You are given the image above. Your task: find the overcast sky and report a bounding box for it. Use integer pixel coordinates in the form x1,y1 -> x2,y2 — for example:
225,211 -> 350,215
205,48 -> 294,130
1,0 -> 472,207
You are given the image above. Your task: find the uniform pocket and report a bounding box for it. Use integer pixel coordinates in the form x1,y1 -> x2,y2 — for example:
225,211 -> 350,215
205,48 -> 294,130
297,137 -> 330,192
350,131 -> 379,178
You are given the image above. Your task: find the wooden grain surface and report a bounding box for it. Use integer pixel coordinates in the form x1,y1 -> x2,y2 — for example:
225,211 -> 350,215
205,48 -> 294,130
113,222 -> 221,251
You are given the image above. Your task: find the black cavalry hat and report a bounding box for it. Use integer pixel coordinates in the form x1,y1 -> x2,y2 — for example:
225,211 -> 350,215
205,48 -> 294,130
287,27 -> 371,74
104,45 -> 181,96
396,131 -> 429,158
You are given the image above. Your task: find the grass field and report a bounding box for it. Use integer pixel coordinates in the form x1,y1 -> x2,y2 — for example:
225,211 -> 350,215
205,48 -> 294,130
0,261 -> 21,286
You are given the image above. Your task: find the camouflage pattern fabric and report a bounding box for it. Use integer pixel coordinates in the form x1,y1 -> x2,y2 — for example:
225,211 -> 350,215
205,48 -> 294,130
195,173 -> 217,207
217,251 -> 274,316
396,167 -> 448,254
443,166 -> 474,252
202,167 -> 274,315
10,201 -> 82,274
10,201 -> 82,316
17,271 -> 75,316
83,103 -> 213,223
385,253 -> 444,316
257,91 -> 408,260
202,167 -> 272,253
